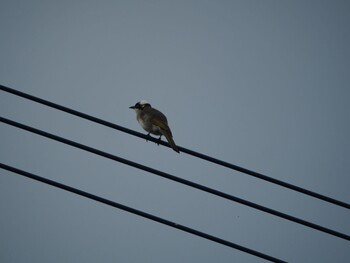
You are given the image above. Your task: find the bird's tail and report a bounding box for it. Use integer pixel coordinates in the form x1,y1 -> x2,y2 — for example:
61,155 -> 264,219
162,130 -> 180,153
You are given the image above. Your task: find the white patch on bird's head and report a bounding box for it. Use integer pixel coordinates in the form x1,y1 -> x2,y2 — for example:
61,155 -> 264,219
130,100 -> 151,111
138,100 -> 150,106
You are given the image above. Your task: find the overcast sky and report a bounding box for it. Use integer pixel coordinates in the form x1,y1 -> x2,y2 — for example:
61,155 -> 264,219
1,1 -> 349,262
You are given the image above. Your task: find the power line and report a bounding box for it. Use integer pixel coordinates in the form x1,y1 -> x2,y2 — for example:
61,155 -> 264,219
0,162 -> 286,263
1,84 -> 349,210
1,116 -> 349,241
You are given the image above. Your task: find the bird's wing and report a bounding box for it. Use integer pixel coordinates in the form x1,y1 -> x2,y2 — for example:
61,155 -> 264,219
151,118 -> 179,152
151,118 -> 171,133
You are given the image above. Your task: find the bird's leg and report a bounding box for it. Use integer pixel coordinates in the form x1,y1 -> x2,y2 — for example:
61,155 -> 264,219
145,133 -> 161,145
146,132 -> 152,142
157,135 -> 162,145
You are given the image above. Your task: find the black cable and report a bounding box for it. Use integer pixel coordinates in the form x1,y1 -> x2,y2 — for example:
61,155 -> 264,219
1,84 -> 349,210
0,163 -> 286,263
1,116 -> 349,241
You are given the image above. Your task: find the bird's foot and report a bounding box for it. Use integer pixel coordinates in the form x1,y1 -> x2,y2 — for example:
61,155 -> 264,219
145,133 -> 162,146
146,133 -> 152,142
157,135 -> 162,145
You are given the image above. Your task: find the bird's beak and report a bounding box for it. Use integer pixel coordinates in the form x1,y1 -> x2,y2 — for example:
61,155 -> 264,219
129,106 -> 135,109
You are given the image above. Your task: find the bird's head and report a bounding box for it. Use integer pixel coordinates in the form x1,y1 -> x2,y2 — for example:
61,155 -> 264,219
129,100 -> 151,111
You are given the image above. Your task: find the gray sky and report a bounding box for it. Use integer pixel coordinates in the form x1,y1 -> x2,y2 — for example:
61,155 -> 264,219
1,1 -> 349,262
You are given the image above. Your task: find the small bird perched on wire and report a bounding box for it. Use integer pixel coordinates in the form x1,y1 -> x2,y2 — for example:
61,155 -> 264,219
130,100 -> 180,153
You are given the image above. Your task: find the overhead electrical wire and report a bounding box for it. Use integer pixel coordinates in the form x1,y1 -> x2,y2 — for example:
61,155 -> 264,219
0,84 -> 349,210
1,116 -> 349,241
0,162 -> 286,263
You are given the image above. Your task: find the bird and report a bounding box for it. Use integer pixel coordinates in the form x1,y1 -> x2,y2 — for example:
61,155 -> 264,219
130,100 -> 180,153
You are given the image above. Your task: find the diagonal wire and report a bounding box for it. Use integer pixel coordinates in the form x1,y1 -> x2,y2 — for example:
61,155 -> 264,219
1,116 -> 349,241
0,162 -> 286,263
0,84 -> 349,210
